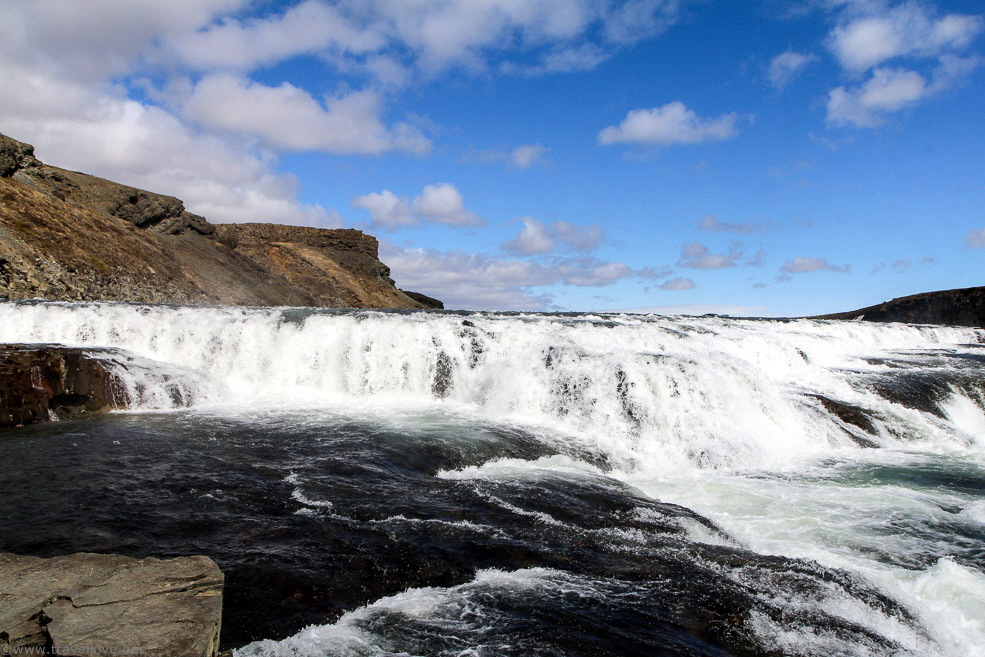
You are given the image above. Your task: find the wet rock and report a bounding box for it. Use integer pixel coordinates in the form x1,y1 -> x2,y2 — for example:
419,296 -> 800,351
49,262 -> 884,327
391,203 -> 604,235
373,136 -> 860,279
0,344 -> 130,427
807,394 -> 880,447
0,552 -> 223,657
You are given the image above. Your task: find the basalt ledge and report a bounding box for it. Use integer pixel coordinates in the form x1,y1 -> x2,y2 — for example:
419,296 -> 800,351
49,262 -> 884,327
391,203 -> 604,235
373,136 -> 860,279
0,132 -> 442,310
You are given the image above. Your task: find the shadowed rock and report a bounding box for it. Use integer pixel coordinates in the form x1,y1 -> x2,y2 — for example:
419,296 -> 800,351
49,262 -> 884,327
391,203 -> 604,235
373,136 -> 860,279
815,286 -> 985,328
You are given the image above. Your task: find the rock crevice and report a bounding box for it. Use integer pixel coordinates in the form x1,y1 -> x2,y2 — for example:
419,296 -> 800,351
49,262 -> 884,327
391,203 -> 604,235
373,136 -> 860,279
0,552 -> 224,657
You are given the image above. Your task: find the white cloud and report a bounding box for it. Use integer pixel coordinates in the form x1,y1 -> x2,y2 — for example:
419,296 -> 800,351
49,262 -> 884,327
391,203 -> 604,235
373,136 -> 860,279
381,244 -> 635,310
603,0 -> 684,44
0,0 -> 246,81
964,227 -> 985,248
598,101 -> 743,146
823,3 -> 983,128
830,4 -> 983,73
503,218 -> 556,255
353,183 -> 484,230
677,242 -> 742,269
181,75 -> 430,155
638,266 -> 674,280
826,66 -> 928,127
659,277 -> 695,291
503,218 -> 605,255
769,50 -> 818,89
0,69 -> 339,227
698,214 -> 771,234
511,143 -> 549,169
163,0 -> 385,73
780,257 -> 850,273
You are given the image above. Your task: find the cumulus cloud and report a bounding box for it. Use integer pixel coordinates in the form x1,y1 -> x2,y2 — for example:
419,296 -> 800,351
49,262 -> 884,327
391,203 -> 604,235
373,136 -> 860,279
381,245 -> 634,310
965,227 -> 985,248
824,3 -> 983,128
826,66 -> 929,127
0,0 -> 245,81
353,183 -> 484,230
697,214 -> 772,234
677,242 -> 743,269
0,69 -> 339,227
829,3 -> 983,73
503,218 -> 605,255
182,75 -> 431,155
163,0 -> 384,73
598,102 -> 743,147
174,0 -> 682,81
0,0 -> 694,231
769,50 -> 818,89
780,257 -> 850,274
659,277 -> 696,291
637,266 -> 674,280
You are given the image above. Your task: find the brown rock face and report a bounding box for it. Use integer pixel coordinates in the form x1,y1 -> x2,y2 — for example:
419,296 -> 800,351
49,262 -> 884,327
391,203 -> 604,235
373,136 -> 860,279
0,132 -> 439,309
0,344 -> 131,427
0,552 -> 224,657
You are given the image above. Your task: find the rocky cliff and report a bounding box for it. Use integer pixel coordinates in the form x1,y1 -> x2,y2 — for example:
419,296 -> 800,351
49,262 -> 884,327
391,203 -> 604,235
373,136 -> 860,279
816,286 -> 985,328
0,133 -> 441,309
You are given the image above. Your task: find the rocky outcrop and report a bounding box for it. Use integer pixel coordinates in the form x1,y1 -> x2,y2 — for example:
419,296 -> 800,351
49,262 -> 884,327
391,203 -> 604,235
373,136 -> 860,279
0,344 -> 131,427
0,552 -> 223,657
401,289 -> 445,309
815,286 -> 985,328
214,223 -> 420,308
0,132 -> 439,309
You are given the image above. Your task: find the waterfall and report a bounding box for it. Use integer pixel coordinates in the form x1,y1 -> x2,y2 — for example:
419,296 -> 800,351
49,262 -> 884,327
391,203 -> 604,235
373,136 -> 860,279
1,300 -> 983,471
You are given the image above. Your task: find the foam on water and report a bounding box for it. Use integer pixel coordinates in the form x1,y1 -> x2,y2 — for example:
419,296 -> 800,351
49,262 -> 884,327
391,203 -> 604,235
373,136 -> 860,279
1,301 -> 982,471
626,449 -> 985,656
3,300 -> 985,656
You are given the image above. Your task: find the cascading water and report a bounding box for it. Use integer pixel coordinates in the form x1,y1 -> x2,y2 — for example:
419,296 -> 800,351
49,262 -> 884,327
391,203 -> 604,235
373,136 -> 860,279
1,300 -> 983,656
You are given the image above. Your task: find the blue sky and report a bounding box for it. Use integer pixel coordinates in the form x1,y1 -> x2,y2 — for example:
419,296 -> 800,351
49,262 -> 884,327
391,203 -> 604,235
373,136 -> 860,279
1,0 -> 982,314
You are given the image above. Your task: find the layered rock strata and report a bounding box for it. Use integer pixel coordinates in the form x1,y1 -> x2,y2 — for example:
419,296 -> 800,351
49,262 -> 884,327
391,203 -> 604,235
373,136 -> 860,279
0,552 -> 223,657
0,132 -> 440,309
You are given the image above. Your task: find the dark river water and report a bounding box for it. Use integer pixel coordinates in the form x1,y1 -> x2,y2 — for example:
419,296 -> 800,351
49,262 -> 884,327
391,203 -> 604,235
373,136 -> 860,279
1,301 -> 984,656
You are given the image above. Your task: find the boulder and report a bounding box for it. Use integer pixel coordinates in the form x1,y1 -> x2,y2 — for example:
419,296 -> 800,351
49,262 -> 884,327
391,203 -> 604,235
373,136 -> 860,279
0,134 -> 41,178
0,552 -> 223,657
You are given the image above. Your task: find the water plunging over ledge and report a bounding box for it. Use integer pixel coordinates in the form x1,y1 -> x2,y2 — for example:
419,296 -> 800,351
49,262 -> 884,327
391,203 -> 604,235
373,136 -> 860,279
1,300 -> 983,655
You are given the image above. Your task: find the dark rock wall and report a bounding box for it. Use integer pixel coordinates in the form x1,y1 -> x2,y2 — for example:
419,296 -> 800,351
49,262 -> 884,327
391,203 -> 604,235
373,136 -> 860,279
816,286 -> 985,328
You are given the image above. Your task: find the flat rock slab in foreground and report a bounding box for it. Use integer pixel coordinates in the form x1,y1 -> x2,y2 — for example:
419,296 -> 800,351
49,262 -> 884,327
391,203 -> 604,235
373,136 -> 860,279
0,552 -> 223,657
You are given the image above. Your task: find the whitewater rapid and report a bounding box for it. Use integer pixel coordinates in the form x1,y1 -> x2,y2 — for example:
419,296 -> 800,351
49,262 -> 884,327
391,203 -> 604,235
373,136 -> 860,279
1,300 -> 982,470
2,300 -> 984,657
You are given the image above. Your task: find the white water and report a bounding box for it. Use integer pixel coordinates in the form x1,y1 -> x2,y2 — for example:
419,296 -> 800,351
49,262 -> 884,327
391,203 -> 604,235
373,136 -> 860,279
2,300 -> 984,656
1,301 -> 982,470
